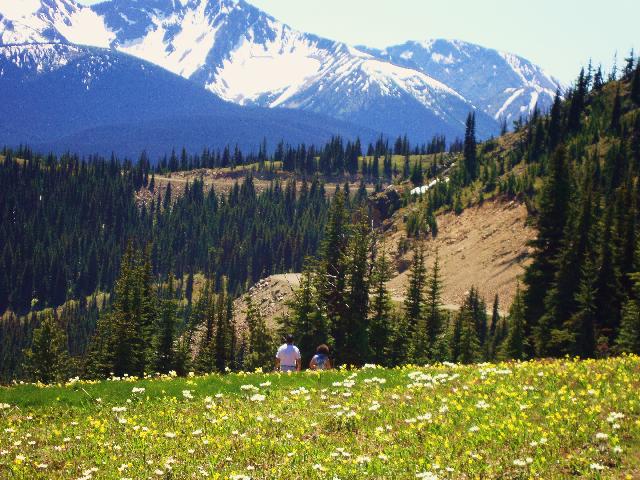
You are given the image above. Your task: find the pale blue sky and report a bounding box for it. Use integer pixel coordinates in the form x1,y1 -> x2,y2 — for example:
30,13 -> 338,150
80,0 -> 638,83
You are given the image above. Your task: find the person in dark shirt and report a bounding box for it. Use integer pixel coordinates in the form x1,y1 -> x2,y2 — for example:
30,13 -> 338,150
309,344 -> 332,370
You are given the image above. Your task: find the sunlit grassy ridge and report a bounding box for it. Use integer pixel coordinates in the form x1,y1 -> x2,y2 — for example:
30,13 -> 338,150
1,356 -> 639,479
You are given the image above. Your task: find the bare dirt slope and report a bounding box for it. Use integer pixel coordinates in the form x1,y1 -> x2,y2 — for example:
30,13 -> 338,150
386,198 -> 535,312
236,197 -> 535,330
232,273 -> 301,332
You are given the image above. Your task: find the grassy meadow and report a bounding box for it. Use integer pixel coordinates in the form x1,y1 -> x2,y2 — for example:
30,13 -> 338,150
1,356 -> 639,479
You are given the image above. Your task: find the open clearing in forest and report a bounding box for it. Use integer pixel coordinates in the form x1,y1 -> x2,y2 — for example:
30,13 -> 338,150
0,356 -> 639,479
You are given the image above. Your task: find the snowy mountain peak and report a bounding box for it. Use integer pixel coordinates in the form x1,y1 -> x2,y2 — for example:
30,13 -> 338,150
0,0 -> 562,141
367,38 -> 562,122
0,0 -> 114,47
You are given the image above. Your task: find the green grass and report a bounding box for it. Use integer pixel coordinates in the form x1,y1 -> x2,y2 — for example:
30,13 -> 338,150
1,356 -> 639,479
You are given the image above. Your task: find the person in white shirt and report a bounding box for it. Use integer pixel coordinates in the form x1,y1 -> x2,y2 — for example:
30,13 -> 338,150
275,334 -> 301,372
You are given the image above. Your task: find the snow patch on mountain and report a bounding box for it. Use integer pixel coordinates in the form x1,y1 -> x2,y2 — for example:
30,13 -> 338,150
0,0 -> 113,47
0,0 -> 41,20
362,58 -> 464,101
52,5 -> 114,48
118,5 -> 221,78
366,38 -> 562,122
431,52 -> 455,65
208,22 -> 323,105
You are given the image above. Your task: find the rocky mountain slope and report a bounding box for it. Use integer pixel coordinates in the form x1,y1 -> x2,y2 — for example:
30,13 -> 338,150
229,197 -> 533,333
362,39 -> 560,123
0,42 -> 377,157
0,0 -> 562,144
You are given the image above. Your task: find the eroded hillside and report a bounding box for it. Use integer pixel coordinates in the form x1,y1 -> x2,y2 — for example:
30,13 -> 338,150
230,195 -> 535,335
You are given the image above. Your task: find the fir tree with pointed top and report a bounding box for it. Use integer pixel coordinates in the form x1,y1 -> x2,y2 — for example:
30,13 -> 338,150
318,191 -> 349,360
154,274 -> 178,374
567,68 -> 587,133
214,278 -> 230,372
632,62 -> 640,104
594,204 -> 623,344
462,112 -> 478,185
404,243 -> 427,345
623,48 -> 635,78
610,86 -> 622,134
523,146 -> 570,354
285,267 -> 329,365
547,89 -> 563,151
499,286 -> 527,360
410,160 -> 424,186
564,257 -> 598,357
403,155 -> 410,180
616,273 -> 640,354
593,65 -> 604,91
342,210 -> 372,366
456,308 -> 481,364
425,249 -> 444,352
23,313 -> 69,383
244,295 -> 274,371
369,245 -> 393,366
488,294 -> 500,360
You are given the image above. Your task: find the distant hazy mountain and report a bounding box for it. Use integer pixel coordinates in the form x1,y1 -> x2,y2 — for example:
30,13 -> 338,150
0,0 -> 563,152
0,43 -> 377,157
361,39 -> 560,123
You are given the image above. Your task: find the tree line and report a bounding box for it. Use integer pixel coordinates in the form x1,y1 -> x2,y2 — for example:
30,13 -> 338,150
7,51 -> 640,382
17,198 -> 528,383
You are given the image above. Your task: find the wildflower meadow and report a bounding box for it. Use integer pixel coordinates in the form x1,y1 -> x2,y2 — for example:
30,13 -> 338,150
1,356 -> 639,479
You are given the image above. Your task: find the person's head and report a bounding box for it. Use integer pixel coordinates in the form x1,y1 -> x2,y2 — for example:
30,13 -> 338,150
316,344 -> 329,355
285,334 -> 294,345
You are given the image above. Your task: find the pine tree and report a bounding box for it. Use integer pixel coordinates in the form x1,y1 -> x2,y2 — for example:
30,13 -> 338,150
524,146 -> 570,354
154,274 -> 178,374
616,274 -> 640,354
593,65 -> 604,91
567,69 -> 587,133
563,258 -> 598,357
410,160 -> 424,186
23,313 -> 69,383
404,243 -> 427,357
244,295 -> 274,371
137,246 -> 157,373
547,89 -> 563,151
342,211 -> 371,366
369,246 -> 393,365
462,112 -> 478,185
109,243 -> 155,377
163,182 -> 172,210
594,204 -> 622,344
83,312 -> 115,379
425,250 -> 444,353
499,286 -> 527,360
632,63 -> 640,104
214,280 -> 230,372
389,313 -> 411,366
194,278 -> 217,373
284,268 -> 329,365
610,86 -> 622,134
488,294 -> 500,360
453,193 -> 463,215
540,159 -> 595,355
402,155 -> 410,180
318,191 -> 349,361
185,270 -> 194,304
456,307 -> 481,364
623,48 -> 635,78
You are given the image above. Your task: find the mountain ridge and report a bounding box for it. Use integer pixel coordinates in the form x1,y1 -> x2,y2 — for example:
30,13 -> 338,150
0,0 -> 563,143
0,42 -> 379,157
